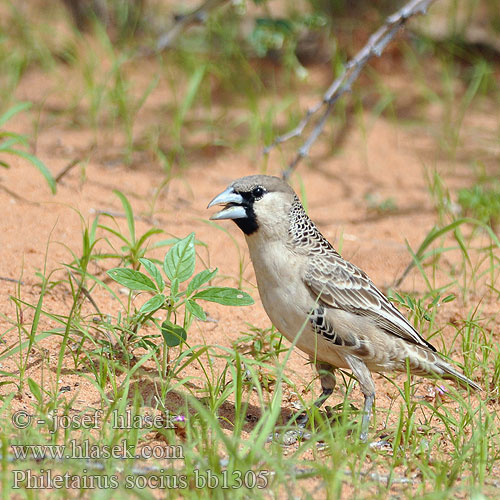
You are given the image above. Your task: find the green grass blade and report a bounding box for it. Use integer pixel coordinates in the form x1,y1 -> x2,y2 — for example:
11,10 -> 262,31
113,189 -> 135,245
4,148 -> 56,194
0,102 -> 32,127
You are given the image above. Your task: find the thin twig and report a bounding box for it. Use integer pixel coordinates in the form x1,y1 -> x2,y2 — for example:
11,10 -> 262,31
0,276 -> 24,285
0,184 -> 40,205
262,0 -> 437,180
55,158 -> 81,183
68,270 -> 102,316
156,0 -> 228,52
393,260 -> 415,289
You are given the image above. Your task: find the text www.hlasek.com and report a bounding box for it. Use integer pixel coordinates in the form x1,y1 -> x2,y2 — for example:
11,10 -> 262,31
11,440 -> 184,460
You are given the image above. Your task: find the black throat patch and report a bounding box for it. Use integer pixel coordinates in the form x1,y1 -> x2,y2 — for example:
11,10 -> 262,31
233,204 -> 258,235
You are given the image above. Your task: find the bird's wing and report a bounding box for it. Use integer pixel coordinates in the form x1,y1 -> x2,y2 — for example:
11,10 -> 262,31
304,254 -> 436,351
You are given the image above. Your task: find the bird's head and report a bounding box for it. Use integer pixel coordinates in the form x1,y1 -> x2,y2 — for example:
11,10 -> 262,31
207,175 -> 296,236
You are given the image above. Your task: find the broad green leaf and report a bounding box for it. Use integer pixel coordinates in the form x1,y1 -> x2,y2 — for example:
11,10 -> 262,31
107,268 -> 157,291
186,299 -> 206,320
187,268 -> 217,296
193,287 -> 254,306
140,294 -> 165,314
170,278 -> 179,297
163,232 -> 195,283
161,320 -> 187,347
139,258 -> 164,291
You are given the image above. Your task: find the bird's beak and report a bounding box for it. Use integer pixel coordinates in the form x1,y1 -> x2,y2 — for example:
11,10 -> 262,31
207,187 -> 246,220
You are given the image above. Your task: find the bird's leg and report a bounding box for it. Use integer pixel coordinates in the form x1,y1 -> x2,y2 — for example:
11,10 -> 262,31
345,355 -> 376,442
315,362 -> 337,407
295,362 -> 336,426
271,362 -> 336,445
360,392 -> 375,442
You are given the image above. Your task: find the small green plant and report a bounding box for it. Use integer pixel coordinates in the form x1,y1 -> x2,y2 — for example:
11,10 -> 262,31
234,324 -> 285,392
458,184 -> 500,229
97,189 -> 170,269
106,232 -> 254,376
0,102 -> 56,193
364,192 -> 397,214
389,291 -> 456,347
248,13 -> 326,77
235,324 -> 283,364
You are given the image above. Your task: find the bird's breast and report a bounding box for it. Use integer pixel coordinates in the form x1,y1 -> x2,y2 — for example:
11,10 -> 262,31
245,236 -> 314,349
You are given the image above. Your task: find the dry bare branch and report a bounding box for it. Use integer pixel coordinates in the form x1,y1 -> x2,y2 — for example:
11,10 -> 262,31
262,0 -> 438,181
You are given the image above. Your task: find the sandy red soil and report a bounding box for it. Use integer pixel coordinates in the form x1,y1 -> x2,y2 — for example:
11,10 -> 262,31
1,26 -> 499,496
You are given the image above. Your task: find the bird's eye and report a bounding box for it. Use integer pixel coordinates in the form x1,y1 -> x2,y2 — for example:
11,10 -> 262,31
252,186 -> 265,199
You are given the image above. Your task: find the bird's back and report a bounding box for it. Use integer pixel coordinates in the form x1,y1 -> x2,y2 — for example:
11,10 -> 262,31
262,196 -> 480,390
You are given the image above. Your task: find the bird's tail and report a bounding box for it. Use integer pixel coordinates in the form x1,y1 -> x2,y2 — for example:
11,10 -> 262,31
437,360 -> 482,391
407,343 -> 482,391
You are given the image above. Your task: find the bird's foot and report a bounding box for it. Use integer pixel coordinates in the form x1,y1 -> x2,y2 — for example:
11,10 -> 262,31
266,411 -> 312,445
267,425 -> 312,446
366,433 -> 392,450
369,438 -> 392,451
292,411 -> 309,427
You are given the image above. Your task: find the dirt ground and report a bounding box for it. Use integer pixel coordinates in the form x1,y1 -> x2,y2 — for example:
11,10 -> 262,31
1,30 -> 499,496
